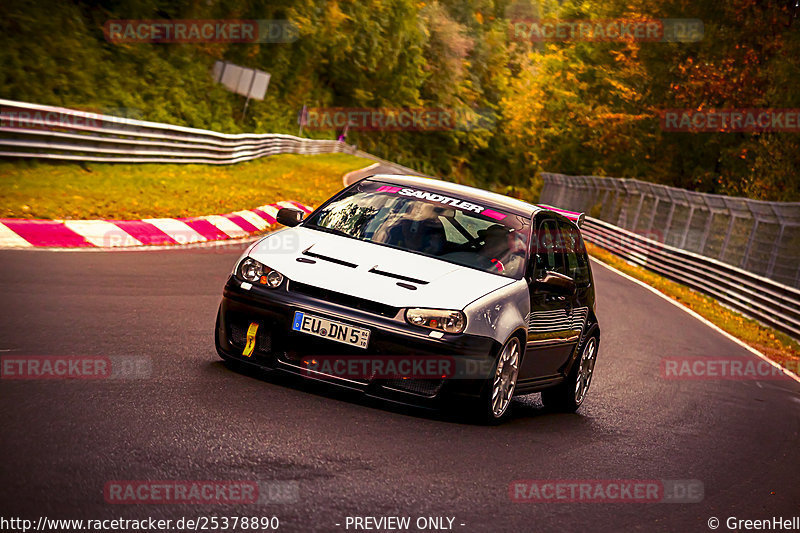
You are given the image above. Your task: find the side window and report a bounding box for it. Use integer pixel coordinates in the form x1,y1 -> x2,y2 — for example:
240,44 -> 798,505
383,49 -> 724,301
558,220 -> 590,285
533,219 -> 566,278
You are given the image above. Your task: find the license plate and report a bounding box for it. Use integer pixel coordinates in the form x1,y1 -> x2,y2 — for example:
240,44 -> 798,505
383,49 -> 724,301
291,311 -> 370,349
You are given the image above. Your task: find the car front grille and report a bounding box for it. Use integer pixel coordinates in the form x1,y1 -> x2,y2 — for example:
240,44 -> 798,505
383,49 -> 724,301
381,377 -> 444,397
278,352 -> 374,385
288,281 -> 400,318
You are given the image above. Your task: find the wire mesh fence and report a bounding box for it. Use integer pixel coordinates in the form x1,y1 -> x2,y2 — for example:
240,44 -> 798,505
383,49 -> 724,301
540,173 -> 800,289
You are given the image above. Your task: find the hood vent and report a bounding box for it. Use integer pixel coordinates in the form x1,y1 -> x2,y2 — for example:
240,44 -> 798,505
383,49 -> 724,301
369,267 -> 428,285
302,246 -> 358,268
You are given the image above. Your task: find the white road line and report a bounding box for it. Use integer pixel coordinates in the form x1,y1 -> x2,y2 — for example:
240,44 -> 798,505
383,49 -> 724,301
0,222 -> 33,247
590,256 -> 800,384
63,220 -> 142,247
142,218 -> 206,244
203,215 -> 249,239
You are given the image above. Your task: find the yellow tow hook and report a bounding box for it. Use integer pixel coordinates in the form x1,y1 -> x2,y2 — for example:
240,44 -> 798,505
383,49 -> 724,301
242,322 -> 259,357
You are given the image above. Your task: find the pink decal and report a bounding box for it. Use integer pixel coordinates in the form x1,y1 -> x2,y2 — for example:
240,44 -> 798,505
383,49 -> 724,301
483,209 -> 507,221
377,186 -> 402,193
537,204 -> 582,219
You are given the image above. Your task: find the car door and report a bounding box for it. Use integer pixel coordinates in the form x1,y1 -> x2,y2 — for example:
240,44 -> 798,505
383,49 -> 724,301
558,219 -> 592,348
518,217 -> 580,380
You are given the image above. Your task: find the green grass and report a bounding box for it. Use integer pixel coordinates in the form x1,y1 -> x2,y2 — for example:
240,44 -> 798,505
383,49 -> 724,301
0,153 -> 370,220
586,241 -> 800,374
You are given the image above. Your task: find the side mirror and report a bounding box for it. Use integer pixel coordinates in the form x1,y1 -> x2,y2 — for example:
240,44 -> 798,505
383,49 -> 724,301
276,207 -> 304,227
532,271 -> 576,296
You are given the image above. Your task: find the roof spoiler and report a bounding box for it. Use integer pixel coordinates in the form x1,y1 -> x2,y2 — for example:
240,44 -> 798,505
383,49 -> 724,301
536,204 -> 585,227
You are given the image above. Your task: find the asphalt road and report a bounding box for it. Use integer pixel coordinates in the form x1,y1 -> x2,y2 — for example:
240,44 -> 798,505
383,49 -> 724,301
1,245 -> 799,533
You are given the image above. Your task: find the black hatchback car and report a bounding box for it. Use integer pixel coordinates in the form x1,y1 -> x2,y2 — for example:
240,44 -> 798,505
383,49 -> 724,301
216,175 -> 599,422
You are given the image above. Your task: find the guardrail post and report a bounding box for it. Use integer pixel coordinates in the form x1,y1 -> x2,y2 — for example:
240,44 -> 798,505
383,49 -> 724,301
630,191 -> 645,231
720,215 -> 737,262
679,205 -> 696,250
740,220 -> 759,270
646,197 -> 660,234
766,222 -> 785,279
663,202 -> 677,246
599,184 -> 611,219
698,198 -> 715,256
586,176 -> 596,212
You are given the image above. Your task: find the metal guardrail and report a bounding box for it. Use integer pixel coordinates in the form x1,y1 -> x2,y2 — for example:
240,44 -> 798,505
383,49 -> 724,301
582,217 -> 800,339
0,99 -> 354,164
541,173 -> 800,289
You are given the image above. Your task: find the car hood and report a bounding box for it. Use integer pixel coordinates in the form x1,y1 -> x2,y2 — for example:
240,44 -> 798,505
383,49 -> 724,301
248,227 -> 516,310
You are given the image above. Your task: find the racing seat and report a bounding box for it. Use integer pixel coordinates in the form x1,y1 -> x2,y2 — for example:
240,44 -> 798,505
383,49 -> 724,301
381,216 -> 447,256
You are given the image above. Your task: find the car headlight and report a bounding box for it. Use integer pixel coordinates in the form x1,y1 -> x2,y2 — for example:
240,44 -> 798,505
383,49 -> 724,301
405,308 -> 466,334
237,258 -> 284,288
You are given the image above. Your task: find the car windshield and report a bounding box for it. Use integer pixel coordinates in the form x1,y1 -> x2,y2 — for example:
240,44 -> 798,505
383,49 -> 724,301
303,180 -> 531,278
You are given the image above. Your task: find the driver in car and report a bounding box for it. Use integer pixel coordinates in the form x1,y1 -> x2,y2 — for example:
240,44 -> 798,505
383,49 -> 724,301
477,224 -> 526,275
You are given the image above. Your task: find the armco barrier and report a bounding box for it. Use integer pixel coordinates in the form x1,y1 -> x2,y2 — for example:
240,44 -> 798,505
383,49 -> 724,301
0,99 -> 353,164
582,217 -> 800,339
540,173 -> 800,289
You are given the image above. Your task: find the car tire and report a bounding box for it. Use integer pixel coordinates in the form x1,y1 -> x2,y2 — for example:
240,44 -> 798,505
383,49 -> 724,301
541,334 -> 598,412
476,336 -> 521,424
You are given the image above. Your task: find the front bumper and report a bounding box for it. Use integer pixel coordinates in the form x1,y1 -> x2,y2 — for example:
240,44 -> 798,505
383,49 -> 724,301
215,276 -> 500,406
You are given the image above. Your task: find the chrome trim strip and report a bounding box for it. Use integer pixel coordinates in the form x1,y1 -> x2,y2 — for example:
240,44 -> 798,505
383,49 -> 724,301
526,334 -> 579,347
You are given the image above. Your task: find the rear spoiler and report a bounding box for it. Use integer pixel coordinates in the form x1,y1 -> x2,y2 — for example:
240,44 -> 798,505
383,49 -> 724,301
536,204 -> 585,228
